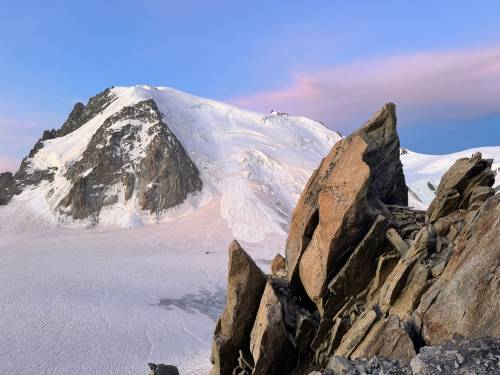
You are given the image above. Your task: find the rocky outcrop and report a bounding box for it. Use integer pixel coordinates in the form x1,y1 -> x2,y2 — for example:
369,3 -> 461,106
286,103 -> 407,311
0,89 -> 118,207
208,103 -> 499,374
59,99 -> 202,220
0,172 -> 14,205
311,336 -> 500,375
0,88 -> 202,225
209,241 -> 266,375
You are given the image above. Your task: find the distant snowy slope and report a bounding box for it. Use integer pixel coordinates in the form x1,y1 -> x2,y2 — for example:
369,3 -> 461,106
401,146 -> 500,208
0,85 -> 340,241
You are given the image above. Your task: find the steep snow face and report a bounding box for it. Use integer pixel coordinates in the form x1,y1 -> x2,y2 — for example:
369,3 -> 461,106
0,85 -> 340,242
401,146 -> 500,209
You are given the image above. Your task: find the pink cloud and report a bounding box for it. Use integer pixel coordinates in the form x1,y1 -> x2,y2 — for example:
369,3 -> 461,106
231,45 -> 500,132
0,155 -> 20,173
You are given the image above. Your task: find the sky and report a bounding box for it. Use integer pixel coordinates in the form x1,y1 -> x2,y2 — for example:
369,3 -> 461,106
1,0 -> 499,172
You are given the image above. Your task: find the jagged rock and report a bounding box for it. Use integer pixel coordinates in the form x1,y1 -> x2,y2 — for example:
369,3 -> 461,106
147,363 -> 179,375
410,336 -> 500,375
209,241 -> 266,375
426,152 -> 494,222
210,105 -> 499,375
418,194 -> 500,345
351,315 -> 416,362
335,308 -> 379,357
327,356 -> 412,375
0,88 -> 117,207
271,253 -> 286,277
249,281 -> 297,374
287,103 -> 407,310
60,99 -> 202,219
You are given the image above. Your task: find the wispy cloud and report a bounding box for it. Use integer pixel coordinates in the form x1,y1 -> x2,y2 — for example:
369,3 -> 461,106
232,45 -> 500,133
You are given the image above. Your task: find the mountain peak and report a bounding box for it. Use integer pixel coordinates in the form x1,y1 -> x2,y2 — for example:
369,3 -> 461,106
0,85 -> 340,236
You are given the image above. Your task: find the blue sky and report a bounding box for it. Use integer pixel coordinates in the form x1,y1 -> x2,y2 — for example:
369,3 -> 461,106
1,1 -> 500,171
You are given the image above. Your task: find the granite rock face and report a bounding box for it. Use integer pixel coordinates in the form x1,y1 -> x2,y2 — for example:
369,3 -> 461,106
207,103 -> 499,374
0,88 -> 202,224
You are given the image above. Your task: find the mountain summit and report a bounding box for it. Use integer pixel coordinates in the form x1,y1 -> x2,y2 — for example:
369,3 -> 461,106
0,85 -> 340,238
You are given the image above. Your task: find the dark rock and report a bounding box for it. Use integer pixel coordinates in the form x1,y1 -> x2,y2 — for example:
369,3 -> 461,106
0,172 -> 14,205
59,99 -> 202,220
410,336 -> 500,375
147,363 -> 179,375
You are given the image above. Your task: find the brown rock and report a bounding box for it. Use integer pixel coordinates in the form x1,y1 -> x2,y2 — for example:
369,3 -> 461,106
249,281 -> 297,374
271,253 -> 286,276
426,152 -> 494,223
418,194 -> 500,345
367,254 -> 399,302
286,104 -> 407,310
386,227 -> 409,257
326,215 -> 388,316
210,240 -> 266,375
351,315 -> 416,362
335,309 -> 379,357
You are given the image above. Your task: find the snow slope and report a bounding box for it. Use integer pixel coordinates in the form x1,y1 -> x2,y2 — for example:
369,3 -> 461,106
0,85 -> 340,242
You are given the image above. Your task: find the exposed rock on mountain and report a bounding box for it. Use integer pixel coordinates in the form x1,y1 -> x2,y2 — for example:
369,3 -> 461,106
58,98 -> 202,219
0,88 -> 202,223
208,104 -> 499,374
0,85 -> 340,233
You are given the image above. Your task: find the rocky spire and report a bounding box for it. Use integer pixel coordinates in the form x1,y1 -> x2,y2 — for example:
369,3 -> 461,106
208,104 -> 499,374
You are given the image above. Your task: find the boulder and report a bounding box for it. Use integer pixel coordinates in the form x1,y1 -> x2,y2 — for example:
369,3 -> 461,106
147,363 -> 179,375
287,103 -> 407,310
209,241 -> 266,375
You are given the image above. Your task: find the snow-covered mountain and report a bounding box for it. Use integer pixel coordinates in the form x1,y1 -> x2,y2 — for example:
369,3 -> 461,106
0,85 -> 499,374
0,85 -> 340,240
1,85 -> 499,236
